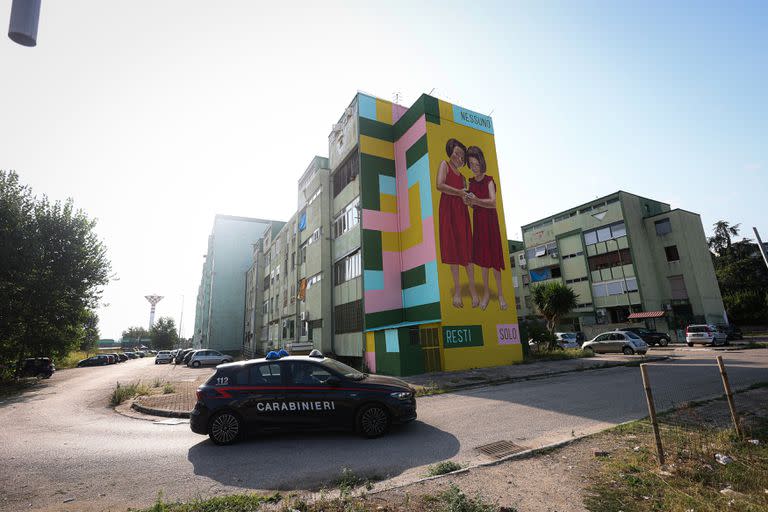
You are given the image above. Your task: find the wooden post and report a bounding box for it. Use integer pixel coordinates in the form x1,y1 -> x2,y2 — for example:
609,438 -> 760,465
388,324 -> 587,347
716,355 -> 743,438
640,363 -> 665,466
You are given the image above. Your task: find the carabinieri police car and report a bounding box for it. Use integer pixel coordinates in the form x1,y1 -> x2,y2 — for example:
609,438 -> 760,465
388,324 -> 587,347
190,350 -> 417,445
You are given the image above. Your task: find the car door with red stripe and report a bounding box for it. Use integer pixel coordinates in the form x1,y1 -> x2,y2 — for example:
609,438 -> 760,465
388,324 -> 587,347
284,361 -> 351,429
240,362 -> 288,430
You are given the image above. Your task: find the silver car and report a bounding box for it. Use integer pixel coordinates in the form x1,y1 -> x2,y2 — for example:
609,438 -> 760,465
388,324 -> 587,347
686,324 -> 728,347
155,350 -> 173,364
582,330 -> 648,355
187,349 -> 233,368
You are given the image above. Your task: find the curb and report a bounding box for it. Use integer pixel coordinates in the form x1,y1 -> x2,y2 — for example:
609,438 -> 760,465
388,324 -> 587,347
131,401 -> 191,419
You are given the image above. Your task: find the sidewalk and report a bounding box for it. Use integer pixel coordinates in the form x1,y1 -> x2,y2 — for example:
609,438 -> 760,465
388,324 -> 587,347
131,354 -> 666,419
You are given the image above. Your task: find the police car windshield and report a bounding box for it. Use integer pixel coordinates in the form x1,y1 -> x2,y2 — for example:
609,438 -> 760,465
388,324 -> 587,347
322,359 -> 366,380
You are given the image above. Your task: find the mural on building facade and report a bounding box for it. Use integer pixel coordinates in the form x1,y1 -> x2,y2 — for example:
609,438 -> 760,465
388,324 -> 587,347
359,93 -> 521,376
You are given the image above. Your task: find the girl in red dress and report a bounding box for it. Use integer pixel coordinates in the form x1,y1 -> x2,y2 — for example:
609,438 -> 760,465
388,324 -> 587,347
437,138 -> 479,308
465,146 -> 508,310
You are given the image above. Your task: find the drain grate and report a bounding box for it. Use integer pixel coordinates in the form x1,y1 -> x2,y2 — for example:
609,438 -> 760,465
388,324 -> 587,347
475,440 -> 526,459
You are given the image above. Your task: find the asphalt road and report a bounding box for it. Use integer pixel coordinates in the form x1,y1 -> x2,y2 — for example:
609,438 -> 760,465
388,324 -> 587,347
1,348 -> 766,512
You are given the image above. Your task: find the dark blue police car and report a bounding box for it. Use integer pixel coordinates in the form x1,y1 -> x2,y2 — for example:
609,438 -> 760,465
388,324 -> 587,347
190,350 -> 417,445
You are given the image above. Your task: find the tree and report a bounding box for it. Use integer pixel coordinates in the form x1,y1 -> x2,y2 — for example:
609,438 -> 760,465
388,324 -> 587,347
708,221 -> 741,255
121,326 -> 150,346
0,170 -> 111,365
79,310 -> 100,352
530,281 -> 578,349
707,220 -> 768,325
150,317 -> 179,350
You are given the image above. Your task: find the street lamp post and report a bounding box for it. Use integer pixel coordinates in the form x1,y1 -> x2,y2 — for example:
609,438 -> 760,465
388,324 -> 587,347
8,0 -> 41,47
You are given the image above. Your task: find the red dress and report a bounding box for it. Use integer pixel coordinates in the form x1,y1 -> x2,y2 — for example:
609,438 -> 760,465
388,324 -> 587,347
438,164 -> 472,265
470,175 -> 505,270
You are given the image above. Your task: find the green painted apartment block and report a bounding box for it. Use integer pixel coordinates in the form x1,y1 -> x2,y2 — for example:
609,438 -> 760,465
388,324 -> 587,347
511,191 -> 726,332
194,215 -> 274,355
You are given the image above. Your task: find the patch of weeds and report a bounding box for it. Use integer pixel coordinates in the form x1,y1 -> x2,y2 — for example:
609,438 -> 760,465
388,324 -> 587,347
742,342 -> 768,350
152,377 -> 164,388
584,416 -> 768,512
333,467 -> 379,496
434,485 -> 501,512
427,460 -> 463,476
526,348 -> 594,362
110,381 -> 151,406
162,383 -> 175,394
137,492 -> 281,512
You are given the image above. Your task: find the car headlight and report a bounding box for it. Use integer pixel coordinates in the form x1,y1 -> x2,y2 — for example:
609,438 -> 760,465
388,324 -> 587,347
390,391 -> 412,400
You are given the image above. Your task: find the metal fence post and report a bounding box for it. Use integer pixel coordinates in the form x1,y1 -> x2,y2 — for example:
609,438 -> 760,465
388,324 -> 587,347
716,355 -> 743,438
640,363 -> 665,466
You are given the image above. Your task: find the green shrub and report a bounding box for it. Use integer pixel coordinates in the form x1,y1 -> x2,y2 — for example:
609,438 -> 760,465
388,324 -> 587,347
427,460 -> 463,476
162,383 -> 175,394
110,381 -> 151,406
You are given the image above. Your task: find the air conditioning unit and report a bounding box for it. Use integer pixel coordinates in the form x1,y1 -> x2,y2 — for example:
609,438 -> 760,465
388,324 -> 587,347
299,311 -> 307,321
345,107 -> 354,118
550,251 -> 559,258
663,303 -> 672,311
331,122 -> 343,133
520,260 -> 527,268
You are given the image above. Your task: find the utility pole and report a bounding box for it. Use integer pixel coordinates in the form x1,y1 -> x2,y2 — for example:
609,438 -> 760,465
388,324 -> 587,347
754,227 -> 768,272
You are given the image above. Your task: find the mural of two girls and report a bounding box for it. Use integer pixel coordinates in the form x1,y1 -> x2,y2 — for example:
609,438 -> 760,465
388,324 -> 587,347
437,138 -> 507,311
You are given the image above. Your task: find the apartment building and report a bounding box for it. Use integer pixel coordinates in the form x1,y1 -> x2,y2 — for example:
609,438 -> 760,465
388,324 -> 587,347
193,215 -> 274,354
511,191 -> 726,333
242,92 -> 523,375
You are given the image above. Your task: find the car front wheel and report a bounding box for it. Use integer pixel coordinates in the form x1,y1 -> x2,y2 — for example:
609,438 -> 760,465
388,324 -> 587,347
659,338 -> 669,347
357,404 -> 390,438
209,411 -> 242,445
622,347 -> 635,355
192,360 -> 201,368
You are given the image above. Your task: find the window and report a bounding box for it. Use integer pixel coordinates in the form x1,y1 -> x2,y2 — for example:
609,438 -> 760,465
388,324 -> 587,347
290,284 -> 295,304
592,283 -> 607,297
655,218 -> 672,236
332,154 -> 359,198
525,248 -> 537,260
409,327 -> 420,346
546,242 -> 558,256
299,242 -> 307,264
307,186 -> 322,205
522,274 -> 531,286
307,228 -> 322,245
534,245 -> 546,257
665,245 -> 680,262
333,198 -> 360,238
334,299 -> 363,334
262,300 -> 268,315
625,277 -> 638,292
584,221 -> 626,245
287,362 -> 333,386
587,249 -> 633,271
565,276 -> 589,284
669,275 -> 688,300
561,251 -> 584,260
607,281 -> 624,296
307,272 -> 322,289
513,276 -> 519,288
291,252 -> 295,271
334,250 -> 361,285
250,363 -> 282,385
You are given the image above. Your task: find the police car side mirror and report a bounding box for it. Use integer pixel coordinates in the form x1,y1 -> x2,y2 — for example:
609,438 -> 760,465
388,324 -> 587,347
326,376 -> 341,386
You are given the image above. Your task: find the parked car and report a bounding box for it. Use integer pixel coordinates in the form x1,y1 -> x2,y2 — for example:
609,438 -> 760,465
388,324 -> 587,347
124,352 -> 138,359
136,351 -> 146,358
115,353 -> 128,362
622,327 -> 671,347
716,324 -> 743,341
17,357 -> 55,379
582,331 -> 648,355
187,350 -> 234,368
155,350 -> 173,364
686,324 -> 728,347
175,349 -> 194,365
182,350 -> 196,365
108,353 -> 123,363
77,355 -> 110,367
191,351 -> 416,444
554,332 -> 580,349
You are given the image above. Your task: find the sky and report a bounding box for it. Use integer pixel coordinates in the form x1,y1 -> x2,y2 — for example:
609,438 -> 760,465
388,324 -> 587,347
1,1 -> 766,340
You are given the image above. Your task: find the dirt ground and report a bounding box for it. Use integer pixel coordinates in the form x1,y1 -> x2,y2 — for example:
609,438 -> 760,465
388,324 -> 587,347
350,386 -> 768,512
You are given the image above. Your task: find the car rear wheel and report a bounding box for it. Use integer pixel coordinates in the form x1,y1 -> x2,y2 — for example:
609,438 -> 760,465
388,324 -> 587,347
192,360 -> 201,368
659,337 -> 669,347
357,404 -> 390,438
687,342 -> 694,347
209,411 -> 242,445
622,347 -> 635,355
222,358 -> 233,364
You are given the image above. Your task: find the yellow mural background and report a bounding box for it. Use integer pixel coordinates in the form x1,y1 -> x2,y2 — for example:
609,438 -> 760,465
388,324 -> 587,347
426,102 -> 522,370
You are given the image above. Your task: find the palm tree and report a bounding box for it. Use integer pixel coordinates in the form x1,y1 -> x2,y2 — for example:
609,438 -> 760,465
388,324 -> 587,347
530,282 -> 578,348
708,221 -> 741,255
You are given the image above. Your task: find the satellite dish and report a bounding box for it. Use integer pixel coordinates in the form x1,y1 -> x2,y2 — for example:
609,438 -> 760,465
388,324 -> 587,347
8,0 -> 41,47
